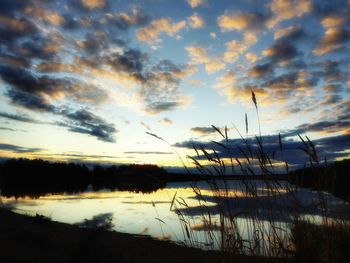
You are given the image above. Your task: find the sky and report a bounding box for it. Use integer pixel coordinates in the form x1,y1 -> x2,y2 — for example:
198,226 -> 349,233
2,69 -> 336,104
0,0 -> 349,169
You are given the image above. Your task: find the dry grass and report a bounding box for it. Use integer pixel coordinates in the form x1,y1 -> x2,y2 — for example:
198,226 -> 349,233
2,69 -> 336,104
150,91 -> 350,262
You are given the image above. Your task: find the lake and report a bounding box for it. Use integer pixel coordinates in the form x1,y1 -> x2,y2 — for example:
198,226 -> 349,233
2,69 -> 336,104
1,180 -> 350,252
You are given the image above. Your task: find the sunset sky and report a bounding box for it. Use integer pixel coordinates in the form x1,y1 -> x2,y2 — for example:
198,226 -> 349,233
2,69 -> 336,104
0,0 -> 349,169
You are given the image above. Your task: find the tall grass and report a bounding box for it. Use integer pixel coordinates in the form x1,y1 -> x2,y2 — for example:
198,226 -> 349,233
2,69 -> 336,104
150,91 -> 350,261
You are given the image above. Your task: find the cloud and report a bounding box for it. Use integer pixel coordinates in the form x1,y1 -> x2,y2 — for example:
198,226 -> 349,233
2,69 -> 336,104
0,65 -> 107,109
158,118 -> 173,125
6,89 -> 55,112
218,11 -> 268,32
223,32 -> 257,63
102,6 -> 149,30
140,121 -> 151,130
297,119 -> 350,134
186,46 -> 209,64
0,112 -> 42,124
262,40 -> 299,63
1,78 -> 117,143
57,109 -> 117,143
188,13 -> 204,29
313,27 -> 350,56
0,143 -> 43,153
80,0 -> 106,10
0,54 -> 29,68
249,63 -> 273,78
274,24 -> 305,41
186,46 -> 225,73
137,60 -> 193,114
245,53 -> 259,63
268,0 -> 313,28
136,18 -> 186,44
321,16 -> 346,28
318,60 -> 346,83
174,132 -> 350,167
0,14 -> 38,43
24,6 -> 64,26
213,70 -> 268,104
187,0 -> 206,8
323,84 -> 342,93
190,126 -> 217,134
204,59 -> 225,73
0,127 -> 26,132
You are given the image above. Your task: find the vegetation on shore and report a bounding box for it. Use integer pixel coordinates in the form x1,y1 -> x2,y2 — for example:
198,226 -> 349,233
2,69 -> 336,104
288,159 -> 350,201
0,159 -> 168,197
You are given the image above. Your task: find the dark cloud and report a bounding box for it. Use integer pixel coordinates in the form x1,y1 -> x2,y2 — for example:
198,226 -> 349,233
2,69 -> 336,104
1,94 -> 116,144
158,118 -> 173,125
318,60 -> 347,83
321,94 -> 343,106
57,109 -> 117,143
262,72 -> 298,90
0,54 -> 30,68
263,40 -> 299,63
105,49 -> 146,76
174,133 -> 350,167
0,143 -> 43,153
0,15 -> 38,43
0,112 -> 41,123
0,127 -> 26,132
313,0 -> 350,16
0,65 -> 69,98
275,24 -> 306,42
136,60 -> 191,114
0,0 -> 190,121
314,27 -> 350,56
0,0 -> 27,14
249,63 -> 273,78
142,101 -> 184,115
297,120 -> 350,134
190,126 -> 217,134
323,84 -> 342,93
103,6 -> 150,30
61,15 -> 81,30
6,89 -> 55,112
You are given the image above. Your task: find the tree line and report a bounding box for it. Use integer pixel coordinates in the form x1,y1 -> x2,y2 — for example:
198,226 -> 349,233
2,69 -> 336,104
0,158 -> 167,198
288,159 -> 350,201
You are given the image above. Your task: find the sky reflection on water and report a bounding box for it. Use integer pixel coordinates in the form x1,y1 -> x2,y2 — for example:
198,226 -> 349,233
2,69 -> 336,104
1,180 -> 350,248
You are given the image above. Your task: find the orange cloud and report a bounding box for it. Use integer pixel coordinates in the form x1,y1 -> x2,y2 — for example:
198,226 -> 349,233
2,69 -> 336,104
268,0 -> 312,28
188,13 -> 205,29
25,6 -> 64,26
187,0 -> 206,8
136,18 -> 186,43
81,0 -> 106,9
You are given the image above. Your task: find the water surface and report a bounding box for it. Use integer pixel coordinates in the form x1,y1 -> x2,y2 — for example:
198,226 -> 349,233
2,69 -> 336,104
1,180 -> 349,249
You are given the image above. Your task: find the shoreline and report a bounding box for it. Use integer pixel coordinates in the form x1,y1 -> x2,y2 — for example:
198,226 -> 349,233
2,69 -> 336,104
0,208 -> 286,263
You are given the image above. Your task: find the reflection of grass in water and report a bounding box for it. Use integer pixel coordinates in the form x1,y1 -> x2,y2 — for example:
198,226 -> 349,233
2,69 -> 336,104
149,91 -> 350,261
77,213 -> 114,230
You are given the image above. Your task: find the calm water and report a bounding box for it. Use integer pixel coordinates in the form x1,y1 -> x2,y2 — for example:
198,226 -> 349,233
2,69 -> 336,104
1,180 -> 350,249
